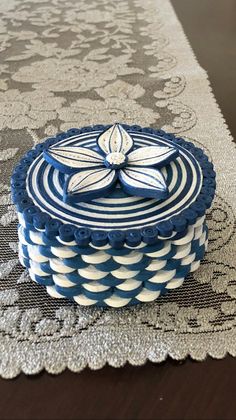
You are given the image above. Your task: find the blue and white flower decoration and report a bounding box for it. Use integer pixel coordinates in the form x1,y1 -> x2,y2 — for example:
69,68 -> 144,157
43,123 -> 179,203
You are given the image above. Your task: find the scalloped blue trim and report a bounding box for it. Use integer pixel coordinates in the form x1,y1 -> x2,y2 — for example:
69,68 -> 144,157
11,124 -> 216,249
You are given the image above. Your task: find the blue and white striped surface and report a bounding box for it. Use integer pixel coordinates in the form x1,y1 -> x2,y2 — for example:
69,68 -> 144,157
12,125 -> 216,307
26,131 -> 202,230
18,217 -> 208,307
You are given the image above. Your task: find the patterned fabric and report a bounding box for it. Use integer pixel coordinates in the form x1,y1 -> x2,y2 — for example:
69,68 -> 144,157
0,0 -> 235,378
18,218 -> 208,307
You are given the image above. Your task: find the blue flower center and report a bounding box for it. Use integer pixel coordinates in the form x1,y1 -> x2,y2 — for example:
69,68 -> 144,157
104,152 -> 127,169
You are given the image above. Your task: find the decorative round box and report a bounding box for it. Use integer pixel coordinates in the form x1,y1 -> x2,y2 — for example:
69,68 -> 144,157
11,124 -> 216,308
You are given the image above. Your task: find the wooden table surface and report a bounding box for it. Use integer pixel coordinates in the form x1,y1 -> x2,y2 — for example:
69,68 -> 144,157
1,1 -> 236,419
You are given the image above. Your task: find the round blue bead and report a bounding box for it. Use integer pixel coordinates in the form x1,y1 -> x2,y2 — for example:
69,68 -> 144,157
203,168 -> 216,179
23,206 -> 40,224
153,129 -> 165,136
126,229 -> 142,247
203,178 -> 216,188
35,143 -> 46,152
108,230 -> 125,248
157,220 -> 173,237
101,125 -> 111,130
45,219 -> 63,238
170,215 -> 187,232
44,137 -> 57,147
141,226 -> 158,244
12,190 -> 28,204
93,125 -> 106,131
59,224 -> 76,242
190,201 -> 206,217
201,161 -> 213,171
201,186 -> 214,197
193,147 -> 204,157
21,157 -> 34,165
143,127 -> 154,134
56,132 -> 68,140
11,172 -> 27,183
56,133 -> 68,141
74,227 -> 91,246
91,230 -> 108,247
130,125 -> 142,131
81,126 -> 92,133
182,209 -> 198,225
67,128 -> 81,136
26,149 -> 39,159
121,124 -> 131,130
198,193 -> 213,209
33,212 -> 51,229
16,197 -> 33,212
173,137 -> 184,146
200,155 -> 209,163
182,142 -> 194,150
13,164 -> 27,175
163,133 -> 175,141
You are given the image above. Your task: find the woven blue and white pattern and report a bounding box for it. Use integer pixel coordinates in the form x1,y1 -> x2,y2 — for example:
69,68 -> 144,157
11,125 -> 216,307
18,216 -> 208,307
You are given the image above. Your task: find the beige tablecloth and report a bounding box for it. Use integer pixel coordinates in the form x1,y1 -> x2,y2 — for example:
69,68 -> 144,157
0,0 -> 235,378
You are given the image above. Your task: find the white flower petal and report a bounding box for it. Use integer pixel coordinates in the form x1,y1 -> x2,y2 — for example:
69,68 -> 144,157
65,168 -> 117,203
128,145 -> 178,167
97,123 -> 133,155
119,166 -> 168,199
44,146 -> 103,174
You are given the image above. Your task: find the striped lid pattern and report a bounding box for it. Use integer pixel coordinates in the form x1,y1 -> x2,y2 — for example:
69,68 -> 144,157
26,130 -> 203,230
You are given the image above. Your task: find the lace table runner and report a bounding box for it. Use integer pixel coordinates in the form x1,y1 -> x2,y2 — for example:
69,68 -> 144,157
0,0 -> 235,378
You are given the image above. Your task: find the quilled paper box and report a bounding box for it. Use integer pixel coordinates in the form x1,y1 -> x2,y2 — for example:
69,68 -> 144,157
11,124 -> 216,308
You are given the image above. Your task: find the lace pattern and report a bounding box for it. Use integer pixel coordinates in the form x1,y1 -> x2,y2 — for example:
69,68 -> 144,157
0,0 -> 235,378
